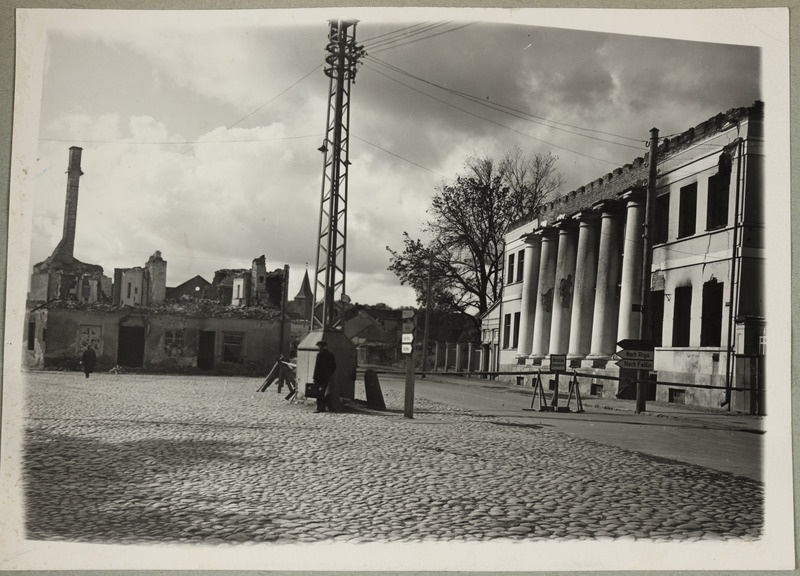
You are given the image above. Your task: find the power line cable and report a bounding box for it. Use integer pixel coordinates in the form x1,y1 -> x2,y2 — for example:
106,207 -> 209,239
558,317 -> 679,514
367,55 -> 643,147
352,134 -> 446,177
362,63 -> 626,168
364,22 -> 453,52
366,22 -> 475,55
359,22 -> 438,45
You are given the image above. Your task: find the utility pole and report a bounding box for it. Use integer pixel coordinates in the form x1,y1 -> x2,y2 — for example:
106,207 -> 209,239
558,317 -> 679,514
420,249 -> 433,377
312,20 -> 365,332
636,127 -> 659,414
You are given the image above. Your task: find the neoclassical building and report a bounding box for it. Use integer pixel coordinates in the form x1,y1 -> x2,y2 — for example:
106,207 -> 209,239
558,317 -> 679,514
484,102 -> 764,411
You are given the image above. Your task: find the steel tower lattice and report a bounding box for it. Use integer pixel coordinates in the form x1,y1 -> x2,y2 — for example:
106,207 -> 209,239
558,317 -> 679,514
313,19 -> 365,330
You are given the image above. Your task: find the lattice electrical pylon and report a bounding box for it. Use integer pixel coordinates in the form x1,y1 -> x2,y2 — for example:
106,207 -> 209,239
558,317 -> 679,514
312,19 -> 365,331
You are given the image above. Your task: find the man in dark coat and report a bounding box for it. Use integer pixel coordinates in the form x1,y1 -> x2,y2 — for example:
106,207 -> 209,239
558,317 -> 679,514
81,346 -> 97,379
312,340 -> 336,413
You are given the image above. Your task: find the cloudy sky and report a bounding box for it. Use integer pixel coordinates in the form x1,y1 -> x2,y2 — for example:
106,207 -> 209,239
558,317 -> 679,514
21,8 -> 764,308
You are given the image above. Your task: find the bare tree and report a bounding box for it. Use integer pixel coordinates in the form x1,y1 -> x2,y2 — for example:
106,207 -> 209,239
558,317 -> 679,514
387,148 -> 563,318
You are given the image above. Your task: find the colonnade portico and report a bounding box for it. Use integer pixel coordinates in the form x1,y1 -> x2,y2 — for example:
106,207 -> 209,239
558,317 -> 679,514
512,189 -> 647,367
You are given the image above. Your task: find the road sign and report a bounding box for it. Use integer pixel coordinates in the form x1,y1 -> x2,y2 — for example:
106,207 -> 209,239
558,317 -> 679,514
402,309 -> 415,319
549,353 -> 567,372
401,343 -> 413,354
616,339 -> 655,351
402,320 -> 415,333
401,333 -> 414,344
615,359 -> 654,370
616,349 -> 654,361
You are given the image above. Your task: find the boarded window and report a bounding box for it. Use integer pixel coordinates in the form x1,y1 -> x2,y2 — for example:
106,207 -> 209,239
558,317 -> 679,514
706,173 -> 729,231
513,311 -> 521,348
678,183 -> 697,239
164,329 -> 184,356
222,332 -> 245,363
507,254 -> 515,286
700,280 -> 724,347
654,193 -> 670,244
503,314 -> 512,349
672,285 -> 692,347
516,250 -> 524,283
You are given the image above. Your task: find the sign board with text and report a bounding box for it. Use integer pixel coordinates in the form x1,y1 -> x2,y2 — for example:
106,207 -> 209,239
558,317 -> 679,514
402,309 -> 415,319
549,354 -> 567,372
401,333 -> 414,344
616,349 -> 654,361
616,339 -> 655,351
402,320 -> 415,333
616,358 -> 654,370
401,343 -> 413,354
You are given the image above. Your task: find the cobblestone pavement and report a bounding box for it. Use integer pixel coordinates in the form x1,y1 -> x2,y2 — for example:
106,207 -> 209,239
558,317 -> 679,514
21,371 -> 763,545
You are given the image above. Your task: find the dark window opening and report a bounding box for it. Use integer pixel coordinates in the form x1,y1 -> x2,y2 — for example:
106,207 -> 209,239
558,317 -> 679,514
669,388 -> 686,404
700,280 -> 724,347
678,183 -> 697,239
516,250 -> 524,283
222,332 -> 245,363
81,278 -> 91,300
590,383 -> 603,396
27,320 -> 35,351
654,193 -> 670,244
512,312 -> 521,348
650,290 -> 665,347
706,173 -> 729,231
503,314 -> 511,349
126,282 -> 132,299
507,254 -> 515,286
672,285 -> 692,347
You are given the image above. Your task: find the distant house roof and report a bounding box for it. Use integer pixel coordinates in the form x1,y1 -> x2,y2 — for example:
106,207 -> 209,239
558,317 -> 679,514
166,275 -> 211,301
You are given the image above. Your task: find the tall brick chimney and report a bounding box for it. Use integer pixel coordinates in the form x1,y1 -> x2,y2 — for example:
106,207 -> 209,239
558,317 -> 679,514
50,146 -> 84,263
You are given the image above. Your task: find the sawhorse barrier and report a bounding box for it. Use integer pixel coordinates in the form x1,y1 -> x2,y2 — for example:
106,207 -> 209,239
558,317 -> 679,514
528,369 -> 584,413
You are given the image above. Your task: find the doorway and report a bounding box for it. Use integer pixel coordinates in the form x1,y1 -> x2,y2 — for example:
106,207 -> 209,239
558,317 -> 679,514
198,331 -> 215,370
117,326 -> 145,367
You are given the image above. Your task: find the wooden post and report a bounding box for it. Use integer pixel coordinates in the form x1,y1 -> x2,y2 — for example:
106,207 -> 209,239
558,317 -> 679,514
404,348 -> 415,419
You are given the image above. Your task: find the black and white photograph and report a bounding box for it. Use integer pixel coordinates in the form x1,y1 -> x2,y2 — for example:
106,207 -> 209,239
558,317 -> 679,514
0,5 -> 793,572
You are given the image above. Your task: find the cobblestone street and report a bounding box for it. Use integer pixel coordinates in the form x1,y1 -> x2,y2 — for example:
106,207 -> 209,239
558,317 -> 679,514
22,371 -> 764,546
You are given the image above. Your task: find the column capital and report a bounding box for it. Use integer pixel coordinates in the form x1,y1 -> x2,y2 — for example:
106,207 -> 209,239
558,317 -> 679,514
618,187 -> 646,205
521,232 -> 541,246
554,217 -> 579,232
592,199 -> 624,217
572,210 -> 601,226
534,226 -> 559,239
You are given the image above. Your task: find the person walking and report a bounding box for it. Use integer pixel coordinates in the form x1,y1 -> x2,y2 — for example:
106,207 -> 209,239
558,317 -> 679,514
312,340 -> 336,413
81,345 -> 97,379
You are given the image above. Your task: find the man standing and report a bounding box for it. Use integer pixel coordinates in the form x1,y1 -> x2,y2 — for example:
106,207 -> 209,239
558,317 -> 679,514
81,345 -> 97,379
312,340 -> 336,413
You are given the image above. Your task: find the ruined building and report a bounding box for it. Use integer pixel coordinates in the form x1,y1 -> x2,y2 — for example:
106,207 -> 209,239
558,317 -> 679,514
27,147 -> 112,304
24,147 -> 295,374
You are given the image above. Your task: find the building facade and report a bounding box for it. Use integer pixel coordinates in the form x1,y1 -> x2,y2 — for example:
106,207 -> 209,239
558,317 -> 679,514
491,102 -> 765,411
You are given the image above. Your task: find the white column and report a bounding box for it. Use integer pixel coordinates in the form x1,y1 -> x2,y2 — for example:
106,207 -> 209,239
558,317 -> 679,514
568,212 -> 601,359
515,235 -> 542,360
589,203 -> 624,359
617,192 -> 646,342
530,229 -> 559,359
549,222 -> 579,355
